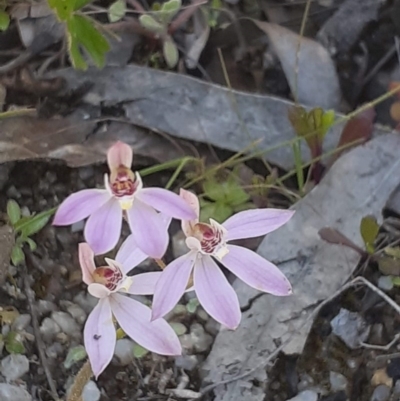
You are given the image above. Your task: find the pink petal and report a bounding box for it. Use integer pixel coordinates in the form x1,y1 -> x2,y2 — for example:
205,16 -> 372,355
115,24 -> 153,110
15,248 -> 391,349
110,293 -> 181,356
152,253 -> 196,320
84,298 -> 116,379
136,188 -> 197,220
84,198 -> 122,255
53,189 -> 110,226
194,255 -> 240,329
115,235 -> 148,274
88,283 -> 112,298
78,243 -> 95,285
127,199 -> 168,259
179,189 -> 199,236
107,141 -> 133,170
127,272 -> 163,295
221,245 -> 292,296
223,209 -> 294,242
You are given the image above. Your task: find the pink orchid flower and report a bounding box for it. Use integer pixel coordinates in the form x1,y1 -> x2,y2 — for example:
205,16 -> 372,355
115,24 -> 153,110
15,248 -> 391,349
151,189 -> 294,329
79,242 -> 181,379
53,141 -> 196,257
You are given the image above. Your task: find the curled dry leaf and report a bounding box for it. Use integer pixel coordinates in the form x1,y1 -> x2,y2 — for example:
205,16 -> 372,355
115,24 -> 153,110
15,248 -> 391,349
250,20 -> 341,110
184,7 -> 210,69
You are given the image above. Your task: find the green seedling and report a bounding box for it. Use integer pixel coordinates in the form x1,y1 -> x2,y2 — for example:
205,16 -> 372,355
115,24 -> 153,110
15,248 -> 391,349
108,0 -> 127,22
48,0 -> 110,70
200,171 -> 253,223
139,0 -> 182,68
359,215 -> 379,255
288,106 -> 335,185
6,200 -> 56,265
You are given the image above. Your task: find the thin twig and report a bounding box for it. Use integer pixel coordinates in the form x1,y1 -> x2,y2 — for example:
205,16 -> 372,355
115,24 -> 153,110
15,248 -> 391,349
360,333 -> 400,351
23,254 -> 60,401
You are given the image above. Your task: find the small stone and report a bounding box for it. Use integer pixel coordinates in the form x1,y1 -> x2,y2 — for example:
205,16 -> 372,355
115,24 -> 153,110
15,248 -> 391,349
204,318 -> 220,336
60,301 -> 87,325
0,383 -> 32,401
393,379 -> 400,395
82,380 -> 101,401
378,276 -> 394,291
372,368 -> 393,388
370,385 -> 390,401
1,354 -> 30,380
175,354 -> 199,371
172,231 -> 189,259
196,308 -> 209,322
37,300 -> 57,316
113,339 -> 134,366
46,342 -> 64,359
347,357 -> 361,371
190,323 -> 213,353
78,167 -> 95,182
298,373 -> 314,392
287,390 -> 318,401
51,312 -> 80,338
40,317 -> 61,342
11,315 -> 31,332
329,371 -> 347,392
71,220 -> 85,233
73,292 -> 98,314
330,308 -> 370,349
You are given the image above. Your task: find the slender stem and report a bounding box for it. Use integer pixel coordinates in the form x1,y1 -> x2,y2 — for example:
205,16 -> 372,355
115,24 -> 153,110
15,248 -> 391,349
67,360 -> 93,401
155,259 -> 167,269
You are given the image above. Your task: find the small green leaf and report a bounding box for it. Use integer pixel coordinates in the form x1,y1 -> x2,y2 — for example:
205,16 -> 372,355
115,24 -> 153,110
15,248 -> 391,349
24,238 -> 37,251
159,0 -> 181,23
7,200 -> 21,226
233,201 -> 255,213
161,0 -> 181,13
0,10 -> 9,31
4,331 -> 25,354
384,247 -> 400,259
16,207 -> 56,238
48,0 -> 74,20
163,37 -> 179,68
170,322 -> 187,336
186,297 -> 199,314
139,14 -> 165,34
223,177 -> 250,206
392,276 -> 400,287
133,344 -> 149,358
67,14 -> 110,70
11,245 -> 24,266
64,345 -> 87,369
378,256 -> 400,276
108,0 -> 127,22
73,0 -> 92,10
360,215 -> 379,254
288,106 -> 335,158
200,200 -> 232,223
203,178 -> 224,202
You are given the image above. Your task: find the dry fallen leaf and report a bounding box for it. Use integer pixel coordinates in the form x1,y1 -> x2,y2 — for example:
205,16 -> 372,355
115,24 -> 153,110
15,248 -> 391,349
250,20 -> 342,110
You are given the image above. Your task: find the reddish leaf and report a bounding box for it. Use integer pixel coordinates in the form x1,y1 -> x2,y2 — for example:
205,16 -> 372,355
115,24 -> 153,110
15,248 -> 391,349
332,106 -> 375,162
319,227 -> 366,256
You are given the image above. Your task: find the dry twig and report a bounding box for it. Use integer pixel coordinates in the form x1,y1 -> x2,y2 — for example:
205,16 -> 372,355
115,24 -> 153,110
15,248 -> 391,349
24,253 -> 60,401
